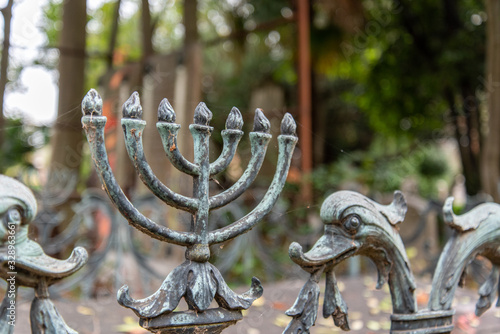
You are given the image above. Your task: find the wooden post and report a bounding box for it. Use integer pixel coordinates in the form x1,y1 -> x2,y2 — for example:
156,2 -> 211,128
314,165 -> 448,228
297,0 -> 313,203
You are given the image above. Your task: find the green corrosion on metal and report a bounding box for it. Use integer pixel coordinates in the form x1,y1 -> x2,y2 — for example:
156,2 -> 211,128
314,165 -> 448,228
286,190 -> 500,334
81,89 -> 297,333
0,175 -> 88,333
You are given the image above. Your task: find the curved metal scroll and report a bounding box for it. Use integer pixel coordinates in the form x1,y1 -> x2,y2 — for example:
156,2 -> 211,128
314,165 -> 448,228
285,191 -> 500,334
0,175 -> 88,334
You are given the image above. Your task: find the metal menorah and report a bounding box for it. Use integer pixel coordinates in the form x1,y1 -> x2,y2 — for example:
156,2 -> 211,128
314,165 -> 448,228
81,89 -> 298,333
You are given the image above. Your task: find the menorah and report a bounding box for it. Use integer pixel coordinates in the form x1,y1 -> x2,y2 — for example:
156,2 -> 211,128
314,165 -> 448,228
81,89 -> 298,333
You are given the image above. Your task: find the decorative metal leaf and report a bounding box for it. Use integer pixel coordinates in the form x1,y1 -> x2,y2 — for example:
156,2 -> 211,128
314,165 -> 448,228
212,263 -> 263,309
323,270 -> 349,331
284,277 -> 320,333
476,266 -> 499,316
185,262 -> 217,311
31,297 -> 77,334
117,262 -> 189,318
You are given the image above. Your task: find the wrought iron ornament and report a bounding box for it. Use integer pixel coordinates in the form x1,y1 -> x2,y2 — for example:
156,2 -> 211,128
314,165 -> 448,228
0,175 -> 88,333
81,89 -> 298,333
285,191 -> 500,334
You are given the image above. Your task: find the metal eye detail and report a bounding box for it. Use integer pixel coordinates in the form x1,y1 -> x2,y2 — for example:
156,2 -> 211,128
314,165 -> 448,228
5,208 -> 21,226
343,214 -> 361,234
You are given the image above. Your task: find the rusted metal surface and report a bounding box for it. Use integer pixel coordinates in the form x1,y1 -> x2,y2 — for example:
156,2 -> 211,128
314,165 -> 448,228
81,89 -> 297,333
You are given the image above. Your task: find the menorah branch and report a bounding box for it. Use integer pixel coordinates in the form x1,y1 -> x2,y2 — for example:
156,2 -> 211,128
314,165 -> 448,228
82,116 -> 199,246
121,118 -> 198,213
210,129 -> 244,176
210,132 -> 271,210
210,107 -> 244,176
157,122 -> 199,176
208,134 -> 297,244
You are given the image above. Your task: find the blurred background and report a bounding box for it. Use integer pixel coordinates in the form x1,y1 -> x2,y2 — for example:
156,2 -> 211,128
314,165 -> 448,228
0,0 -> 499,332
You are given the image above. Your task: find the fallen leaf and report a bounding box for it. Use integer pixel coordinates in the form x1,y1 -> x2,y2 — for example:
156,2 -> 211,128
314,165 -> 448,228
115,316 -> 148,333
366,320 -> 381,331
351,320 -> 364,330
417,292 -> 429,305
253,296 -> 266,307
273,314 -> 291,328
76,305 -> 94,316
350,311 -> 362,320
271,301 -> 289,311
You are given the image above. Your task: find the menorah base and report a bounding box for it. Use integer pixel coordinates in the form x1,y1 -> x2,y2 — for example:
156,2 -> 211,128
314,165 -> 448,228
390,309 -> 455,334
139,308 -> 243,334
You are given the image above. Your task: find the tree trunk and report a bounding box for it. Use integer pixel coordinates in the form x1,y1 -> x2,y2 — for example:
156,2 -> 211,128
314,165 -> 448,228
0,0 -> 14,152
183,0 -> 202,121
481,0 -> 500,202
141,0 -> 154,60
107,0 -> 122,69
48,0 -> 86,186
297,0 -> 313,203
169,0 -> 201,195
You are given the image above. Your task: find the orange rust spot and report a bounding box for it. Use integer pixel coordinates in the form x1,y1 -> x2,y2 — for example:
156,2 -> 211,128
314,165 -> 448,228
170,143 -> 176,152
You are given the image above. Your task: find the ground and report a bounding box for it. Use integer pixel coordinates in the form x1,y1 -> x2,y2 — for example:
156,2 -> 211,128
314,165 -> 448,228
7,274 -> 500,333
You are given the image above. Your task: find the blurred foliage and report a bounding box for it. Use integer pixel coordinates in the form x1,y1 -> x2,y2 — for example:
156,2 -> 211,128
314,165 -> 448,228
4,0 -> 485,283
28,0 -> 485,197
0,118 -> 49,174
311,139 -> 451,199
340,0 -> 485,141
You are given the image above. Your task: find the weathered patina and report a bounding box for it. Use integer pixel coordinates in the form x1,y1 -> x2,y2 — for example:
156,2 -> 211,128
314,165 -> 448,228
81,89 -> 297,333
0,175 -> 88,334
285,190 -> 500,334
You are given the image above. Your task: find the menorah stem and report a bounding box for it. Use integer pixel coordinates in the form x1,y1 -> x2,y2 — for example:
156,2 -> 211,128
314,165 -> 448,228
191,123 -> 213,242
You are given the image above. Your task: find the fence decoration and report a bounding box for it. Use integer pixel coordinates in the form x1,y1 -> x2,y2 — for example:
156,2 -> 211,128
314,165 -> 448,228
81,89 -> 298,333
284,190 -> 500,334
0,175 -> 88,334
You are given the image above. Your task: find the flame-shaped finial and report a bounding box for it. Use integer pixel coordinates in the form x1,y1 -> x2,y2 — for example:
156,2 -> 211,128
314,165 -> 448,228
252,109 -> 271,133
82,89 -> 103,116
194,102 -> 213,126
281,113 -> 297,136
226,107 -> 243,130
122,92 -> 143,119
158,98 -> 176,123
